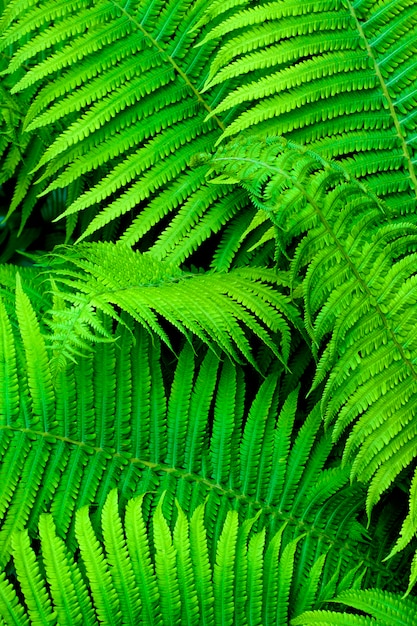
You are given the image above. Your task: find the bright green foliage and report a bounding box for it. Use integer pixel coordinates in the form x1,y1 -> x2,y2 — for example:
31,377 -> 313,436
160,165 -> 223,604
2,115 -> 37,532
1,0 -> 416,263
0,490 -> 397,626
39,241 -> 302,372
0,0 -> 417,623
206,132 -> 417,527
292,588 -> 417,625
0,303 -> 381,588
0,0 -> 237,259
198,0 -> 417,216
1,272 -> 409,616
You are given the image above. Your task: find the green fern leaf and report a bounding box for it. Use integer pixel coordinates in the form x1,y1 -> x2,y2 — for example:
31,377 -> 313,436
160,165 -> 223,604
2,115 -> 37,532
293,588 -> 417,625
214,509 -> 239,625
15,273 -> 54,431
75,504 -> 121,624
38,513 -> 95,625
173,501 -> 200,625
40,242 -> 299,371
0,570 -> 29,626
246,526 -> 266,626
0,267 -> 406,611
200,0 -> 417,215
206,134 -> 417,543
190,502 -> 214,626
0,0 -> 251,262
124,493 -> 161,626
0,488 -> 380,625
101,489 -> 141,625
153,494 -> 182,625
11,528 -> 55,625
0,295 -> 18,425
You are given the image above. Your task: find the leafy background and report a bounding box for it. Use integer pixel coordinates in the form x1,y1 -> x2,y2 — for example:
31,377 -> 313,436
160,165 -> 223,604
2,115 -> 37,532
1,0 -> 417,623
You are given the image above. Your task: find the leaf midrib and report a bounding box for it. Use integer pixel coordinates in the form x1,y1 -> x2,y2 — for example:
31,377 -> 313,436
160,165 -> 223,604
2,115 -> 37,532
1,423 -> 379,576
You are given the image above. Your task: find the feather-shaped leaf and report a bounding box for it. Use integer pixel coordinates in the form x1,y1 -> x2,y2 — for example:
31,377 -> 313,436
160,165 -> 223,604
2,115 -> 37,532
206,134 -> 417,551
199,0 -> 417,216
41,242 -> 300,371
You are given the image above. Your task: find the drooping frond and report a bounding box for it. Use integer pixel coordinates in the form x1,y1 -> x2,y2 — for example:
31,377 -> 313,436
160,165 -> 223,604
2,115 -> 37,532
205,134 -> 417,551
198,0 -> 417,216
32,241 -> 302,372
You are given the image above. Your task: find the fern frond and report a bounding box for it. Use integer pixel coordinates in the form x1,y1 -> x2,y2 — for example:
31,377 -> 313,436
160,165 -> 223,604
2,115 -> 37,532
0,0 -> 256,262
200,0 -> 417,216
206,133 -> 417,545
1,1 -> 416,620
0,306 -> 386,595
0,489 -> 375,625
293,588 -> 417,625
39,241 -> 301,371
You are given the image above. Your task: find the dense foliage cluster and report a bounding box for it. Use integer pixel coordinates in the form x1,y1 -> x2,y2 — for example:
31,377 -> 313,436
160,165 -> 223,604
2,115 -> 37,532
1,0 -> 417,623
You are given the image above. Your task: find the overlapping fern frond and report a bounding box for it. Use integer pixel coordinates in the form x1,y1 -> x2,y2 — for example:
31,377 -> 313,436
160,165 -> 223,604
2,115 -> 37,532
205,134 -> 417,562
1,0 -> 417,619
0,0 -> 251,262
11,241 -> 302,373
1,279 -> 407,613
198,0 -> 417,216
3,0 -> 416,267
293,589 -> 417,625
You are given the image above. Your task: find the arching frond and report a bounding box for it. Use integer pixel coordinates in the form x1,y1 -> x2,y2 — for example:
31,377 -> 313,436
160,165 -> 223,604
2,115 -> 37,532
0,0 -> 252,262
32,241 -> 302,372
205,133 -> 417,551
293,588 -> 417,625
